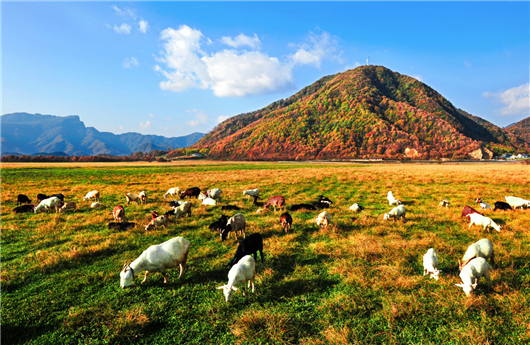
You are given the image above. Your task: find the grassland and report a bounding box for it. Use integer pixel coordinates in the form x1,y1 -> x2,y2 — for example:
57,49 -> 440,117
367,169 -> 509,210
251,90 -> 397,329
1,161 -> 529,344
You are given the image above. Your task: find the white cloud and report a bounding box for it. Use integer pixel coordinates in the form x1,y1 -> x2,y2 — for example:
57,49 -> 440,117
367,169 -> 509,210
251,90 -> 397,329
140,120 -> 152,129
114,23 -> 132,34
112,5 -> 136,19
148,113 -> 155,118
289,31 -> 342,69
156,25 -> 342,97
221,34 -> 261,49
483,83 -> 529,116
139,19 -> 149,33
123,57 -> 139,68
217,115 -> 230,123
186,110 -> 210,126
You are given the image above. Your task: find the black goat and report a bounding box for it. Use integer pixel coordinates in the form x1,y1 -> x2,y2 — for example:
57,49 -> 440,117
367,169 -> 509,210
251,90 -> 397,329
209,214 -> 228,234
312,201 -> 330,209
17,194 -> 31,205
227,233 -> 264,267
50,193 -> 65,201
221,205 -> 240,211
494,201 -> 513,211
13,204 -> 35,213
290,203 -> 317,211
37,193 -> 49,202
318,195 -> 334,205
180,187 -> 201,199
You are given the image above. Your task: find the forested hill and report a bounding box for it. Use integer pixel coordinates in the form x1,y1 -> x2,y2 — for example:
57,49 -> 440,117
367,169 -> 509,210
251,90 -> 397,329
506,117 -> 530,144
193,65 -> 529,160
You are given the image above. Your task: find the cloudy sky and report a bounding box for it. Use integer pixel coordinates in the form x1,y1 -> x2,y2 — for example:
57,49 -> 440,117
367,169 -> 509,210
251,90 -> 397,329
3,2 -> 529,137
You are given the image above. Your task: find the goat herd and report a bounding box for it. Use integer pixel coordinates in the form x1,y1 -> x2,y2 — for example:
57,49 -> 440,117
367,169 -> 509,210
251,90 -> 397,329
12,187 -> 530,302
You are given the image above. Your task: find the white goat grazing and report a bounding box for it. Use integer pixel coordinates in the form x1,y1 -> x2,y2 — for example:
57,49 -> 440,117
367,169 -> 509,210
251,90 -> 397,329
505,195 -> 530,210
387,191 -> 401,206
83,190 -> 100,202
439,199 -> 450,207
201,197 -> 217,206
349,203 -> 365,212
384,205 -> 406,221
198,193 -> 208,201
315,211 -> 331,228
455,257 -> 491,297
164,187 -> 181,199
207,188 -> 222,199
120,237 -> 190,288
423,248 -> 441,280
34,197 -> 62,213
243,188 -> 260,199
145,215 -> 169,231
172,201 -> 192,219
467,213 -> 501,232
224,213 -> 246,240
59,202 -> 77,212
91,202 -> 103,208
460,238 -> 494,270
217,255 -> 256,303
475,198 -> 492,210
138,191 -> 148,204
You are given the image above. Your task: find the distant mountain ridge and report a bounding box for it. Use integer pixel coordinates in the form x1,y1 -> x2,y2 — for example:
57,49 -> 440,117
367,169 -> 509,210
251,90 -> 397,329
505,117 -> 530,144
193,65 -> 529,160
1,113 -> 204,156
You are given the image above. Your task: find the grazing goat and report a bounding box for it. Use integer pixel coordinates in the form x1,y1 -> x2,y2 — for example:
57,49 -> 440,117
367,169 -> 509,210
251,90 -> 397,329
423,248 -> 441,280
439,199 -> 450,207
467,213 -> 501,232
145,215 -> 169,231
59,202 -> 77,212
13,204 -> 35,213
37,193 -> 49,202
290,203 -> 317,211
138,191 -> 148,204
83,190 -> 100,202
221,213 -> 246,241
217,255 -> 256,303
169,200 -> 184,207
222,205 -> 240,211
459,238 -> 494,270
317,195 -> 333,205
505,195 -> 530,210
120,237 -> 190,288
475,198 -> 492,210
17,194 -> 31,206
113,205 -> 125,222
264,196 -> 286,212
312,201 -> 330,209
201,197 -> 217,206
349,203 -> 365,212
315,211 -> 331,229
34,197 -> 62,213
172,201 -> 192,219
280,212 -> 293,233
461,206 -> 482,219
387,191 -> 401,206
209,215 -> 229,234
455,257 -> 491,297
207,188 -> 223,199
383,205 -> 406,221
50,193 -> 65,201
243,188 -> 260,199
227,233 -> 264,267
180,187 -> 201,199
108,222 -> 136,231
125,192 -> 141,206
493,201 -> 512,211
198,192 -> 208,201
164,187 -> 181,199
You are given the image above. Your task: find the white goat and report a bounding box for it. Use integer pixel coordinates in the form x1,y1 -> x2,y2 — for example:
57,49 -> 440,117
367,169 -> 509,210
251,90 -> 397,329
217,255 -> 256,303
172,201 -> 192,219
223,213 -> 246,240
34,196 -> 62,213
138,191 -> 148,204
460,238 -> 494,270
315,211 -> 331,228
383,205 -> 406,221
505,195 -> 530,210
201,197 -> 217,206
91,202 -> 103,208
164,187 -> 181,199
120,237 -> 190,288
243,188 -> 260,199
423,248 -> 441,280
387,191 -> 401,206
207,188 -> 222,199
475,198 -> 492,210
83,190 -> 100,202
145,215 -> 169,231
198,193 -> 208,201
455,257 -> 491,297
467,213 -> 501,232
349,203 -> 365,212
59,202 -> 77,212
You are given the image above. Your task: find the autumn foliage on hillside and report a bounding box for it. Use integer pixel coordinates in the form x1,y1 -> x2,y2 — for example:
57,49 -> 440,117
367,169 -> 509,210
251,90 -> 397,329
193,65 -> 529,160
505,117 -> 530,144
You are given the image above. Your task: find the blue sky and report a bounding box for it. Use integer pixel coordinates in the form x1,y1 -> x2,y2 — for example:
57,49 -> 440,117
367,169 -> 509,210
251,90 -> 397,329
2,1 -> 529,137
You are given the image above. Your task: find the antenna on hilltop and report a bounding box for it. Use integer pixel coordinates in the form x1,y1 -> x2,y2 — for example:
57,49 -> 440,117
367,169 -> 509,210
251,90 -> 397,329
366,56 -> 370,65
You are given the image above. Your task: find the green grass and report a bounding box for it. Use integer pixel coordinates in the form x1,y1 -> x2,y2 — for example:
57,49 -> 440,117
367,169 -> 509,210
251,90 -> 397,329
1,162 -> 530,344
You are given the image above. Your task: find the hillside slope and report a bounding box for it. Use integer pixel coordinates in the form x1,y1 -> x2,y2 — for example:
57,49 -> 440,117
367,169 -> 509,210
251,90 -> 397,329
1,113 -> 204,156
193,65 -> 528,160
505,117 -> 530,144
